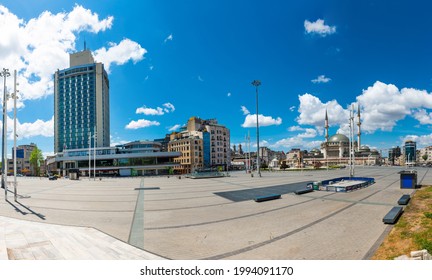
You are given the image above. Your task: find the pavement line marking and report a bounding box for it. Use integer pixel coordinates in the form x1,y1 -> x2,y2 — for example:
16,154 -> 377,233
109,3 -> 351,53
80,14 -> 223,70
202,178 -> 402,260
144,201 -> 236,212
144,198 -> 316,230
128,178 -> 145,249
291,193 -> 394,206
203,202 -> 357,260
362,225 -> 393,260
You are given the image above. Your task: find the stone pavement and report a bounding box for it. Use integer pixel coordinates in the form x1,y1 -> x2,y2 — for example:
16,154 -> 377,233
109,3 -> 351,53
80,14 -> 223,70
0,215 -> 164,260
0,166 -> 430,260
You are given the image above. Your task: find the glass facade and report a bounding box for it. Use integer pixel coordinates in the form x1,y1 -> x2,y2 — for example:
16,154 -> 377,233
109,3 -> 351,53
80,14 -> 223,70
56,64 -> 97,151
203,131 -> 211,167
54,52 -> 110,153
404,141 -> 416,163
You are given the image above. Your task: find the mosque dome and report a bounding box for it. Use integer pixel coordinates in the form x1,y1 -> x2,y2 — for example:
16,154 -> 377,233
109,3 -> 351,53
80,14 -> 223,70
328,134 -> 349,143
360,145 -> 370,152
371,149 -> 380,155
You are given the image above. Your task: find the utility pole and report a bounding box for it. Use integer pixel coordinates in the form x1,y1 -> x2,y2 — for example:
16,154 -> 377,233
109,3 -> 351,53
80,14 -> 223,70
93,126 -> 97,180
252,80 -> 261,177
88,131 -> 91,180
12,70 -> 18,202
349,105 -> 355,178
1,68 -> 10,199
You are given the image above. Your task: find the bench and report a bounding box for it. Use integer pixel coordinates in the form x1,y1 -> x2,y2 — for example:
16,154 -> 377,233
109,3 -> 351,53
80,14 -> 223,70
398,194 -> 411,205
254,194 -> 281,202
383,206 -> 403,224
294,188 -> 314,195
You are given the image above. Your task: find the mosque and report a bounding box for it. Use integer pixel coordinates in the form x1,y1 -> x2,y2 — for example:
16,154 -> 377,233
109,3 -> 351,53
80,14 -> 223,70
313,106 -> 381,166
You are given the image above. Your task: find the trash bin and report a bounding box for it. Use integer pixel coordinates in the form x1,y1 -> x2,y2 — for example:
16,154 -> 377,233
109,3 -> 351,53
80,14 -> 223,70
312,181 -> 322,190
399,170 -> 417,189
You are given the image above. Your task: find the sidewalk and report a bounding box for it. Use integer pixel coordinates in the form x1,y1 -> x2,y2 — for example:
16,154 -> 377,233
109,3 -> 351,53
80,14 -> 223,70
0,215 -> 164,260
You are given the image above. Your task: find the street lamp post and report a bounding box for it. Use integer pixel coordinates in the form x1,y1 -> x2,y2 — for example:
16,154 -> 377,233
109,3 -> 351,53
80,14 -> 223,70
252,80 -> 261,177
1,68 -> 10,199
94,126 -> 97,180
88,131 -> 91,180
11,70 -> 18,202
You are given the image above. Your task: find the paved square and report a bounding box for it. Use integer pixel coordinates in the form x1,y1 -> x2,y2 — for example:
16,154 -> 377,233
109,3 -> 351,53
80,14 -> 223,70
0,166 -> 430,259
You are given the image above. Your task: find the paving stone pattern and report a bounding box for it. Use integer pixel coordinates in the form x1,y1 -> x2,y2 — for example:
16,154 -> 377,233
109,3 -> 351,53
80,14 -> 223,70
0,167 -> 430,260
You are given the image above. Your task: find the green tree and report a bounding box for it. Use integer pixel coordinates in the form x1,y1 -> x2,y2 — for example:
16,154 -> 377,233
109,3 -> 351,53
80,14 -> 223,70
29,146 -> 44,176
422,154 -> 428,162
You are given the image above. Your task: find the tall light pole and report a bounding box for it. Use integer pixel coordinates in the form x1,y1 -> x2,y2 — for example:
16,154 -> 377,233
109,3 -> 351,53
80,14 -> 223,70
1,68 -> 10,197
88,131 -> 91,180
252,80 -> 261,177
11,70 -> 18,202
93,126 -> 97,180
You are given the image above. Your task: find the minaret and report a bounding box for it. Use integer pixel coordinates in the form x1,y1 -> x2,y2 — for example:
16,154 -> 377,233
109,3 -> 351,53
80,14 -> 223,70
357,103 -> 361,151
325,109 -> 329,142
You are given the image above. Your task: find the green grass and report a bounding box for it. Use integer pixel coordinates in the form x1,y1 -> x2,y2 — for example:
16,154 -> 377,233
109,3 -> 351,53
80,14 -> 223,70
373,185 -> 432,259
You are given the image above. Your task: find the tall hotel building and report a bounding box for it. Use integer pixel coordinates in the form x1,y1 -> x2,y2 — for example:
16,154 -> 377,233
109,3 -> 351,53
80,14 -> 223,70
54,50 -> 110,153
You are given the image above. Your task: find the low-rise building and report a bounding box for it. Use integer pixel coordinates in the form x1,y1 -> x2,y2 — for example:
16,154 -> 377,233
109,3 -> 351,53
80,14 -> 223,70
47,140 -> 181,177
7,143 -> 37,175
419,146 -> 432,165
168,133 -> 204,174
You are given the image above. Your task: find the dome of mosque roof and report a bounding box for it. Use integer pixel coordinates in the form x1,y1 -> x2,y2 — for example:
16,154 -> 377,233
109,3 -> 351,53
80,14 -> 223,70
360,145 -> 370,152
328,134 -> 349,143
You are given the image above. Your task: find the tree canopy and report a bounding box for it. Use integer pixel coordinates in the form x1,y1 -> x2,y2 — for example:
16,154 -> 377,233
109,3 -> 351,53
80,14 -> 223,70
29,146 -> 44,176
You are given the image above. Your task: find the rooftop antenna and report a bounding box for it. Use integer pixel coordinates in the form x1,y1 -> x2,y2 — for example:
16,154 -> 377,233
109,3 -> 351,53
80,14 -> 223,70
84,40 -> 87,51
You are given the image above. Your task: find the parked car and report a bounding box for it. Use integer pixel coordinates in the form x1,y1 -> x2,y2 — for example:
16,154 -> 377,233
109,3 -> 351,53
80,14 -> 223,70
48,176 -> 57,180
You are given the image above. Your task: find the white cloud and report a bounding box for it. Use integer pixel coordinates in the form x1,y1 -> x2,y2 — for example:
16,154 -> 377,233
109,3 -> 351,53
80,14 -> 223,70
304,19 -> 336,37
227,92 -> 231,97
356,81 -> 432,132
336,123 -> 351,136
125,119 -> 160,129
296,93 -> 348,128
241,106 -> 250,115
136,103 -> 175,115
412,109 -> 432,125
269,126 -> 319,150
289,106 -> 296,112
65,5 -> 113,32
288,126 -> 304,132
198,75 -> 204,82
2,116 -> 54,139
311,75 -> 331,84
0,4 -> 144,103
294,81 -> 432,135
163,102 -> 175,113
401,134 -> 432,148
168,124 -> 181,131
136,106 -> 164,115
110,135 -> 129,146
164,33 -> 173,43
271,137 -> 322,150
93,38 -> 146,73
242,114 -> 282,128
252,140 -> 270,148
298,128 -> 317,138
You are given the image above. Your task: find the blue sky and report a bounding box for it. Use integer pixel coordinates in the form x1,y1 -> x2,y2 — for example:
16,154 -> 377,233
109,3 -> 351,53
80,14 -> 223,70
1,0 -> 432,157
